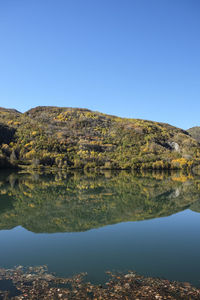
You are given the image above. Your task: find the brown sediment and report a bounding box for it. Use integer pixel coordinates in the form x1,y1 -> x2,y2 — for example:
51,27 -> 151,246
0,266 -> 200,299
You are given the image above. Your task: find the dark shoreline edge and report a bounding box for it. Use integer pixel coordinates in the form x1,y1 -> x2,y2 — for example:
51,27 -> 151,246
0,266 -> 200,299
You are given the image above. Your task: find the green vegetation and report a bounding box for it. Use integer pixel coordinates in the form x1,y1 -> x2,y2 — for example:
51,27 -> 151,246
0,106 -> 200,170
0,170 -> 200,232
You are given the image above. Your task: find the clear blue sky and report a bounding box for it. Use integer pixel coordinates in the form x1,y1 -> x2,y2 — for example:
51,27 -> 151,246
0,0 -> 199,129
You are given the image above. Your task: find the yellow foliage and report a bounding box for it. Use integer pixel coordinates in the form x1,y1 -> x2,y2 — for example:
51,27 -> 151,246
171,176 -> 188,183
172,158 -> 188,167
23,191 -> 33,198
25,143 -> 30,148
0,190 -> 7,194
24,182 -> 35,190
25,141 -> 34,147
25,149 -> 36,159
2,144 -> 9,149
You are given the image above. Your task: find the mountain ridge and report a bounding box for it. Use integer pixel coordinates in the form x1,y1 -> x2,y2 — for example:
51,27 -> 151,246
0,106 -> 200,170
187,126 -> 200,143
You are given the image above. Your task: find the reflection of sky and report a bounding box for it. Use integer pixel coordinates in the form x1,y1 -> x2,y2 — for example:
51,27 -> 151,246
0,209 -> 200,286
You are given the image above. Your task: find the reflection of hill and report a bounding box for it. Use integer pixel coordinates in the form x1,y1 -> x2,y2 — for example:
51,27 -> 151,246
190,200 -> 200,213
0,171 -> 200,233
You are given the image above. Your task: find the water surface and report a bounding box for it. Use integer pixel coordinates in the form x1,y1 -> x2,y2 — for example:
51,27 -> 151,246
0,171 -> 200,286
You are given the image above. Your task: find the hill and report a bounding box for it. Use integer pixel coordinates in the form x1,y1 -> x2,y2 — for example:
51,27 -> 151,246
187,126 -> 200,143
0,106 -> 200,170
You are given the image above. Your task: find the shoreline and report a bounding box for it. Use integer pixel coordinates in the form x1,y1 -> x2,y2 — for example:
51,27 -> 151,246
0,266 -> 200,299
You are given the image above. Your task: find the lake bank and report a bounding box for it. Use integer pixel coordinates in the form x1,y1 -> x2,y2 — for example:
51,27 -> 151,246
0,266 -> 200,299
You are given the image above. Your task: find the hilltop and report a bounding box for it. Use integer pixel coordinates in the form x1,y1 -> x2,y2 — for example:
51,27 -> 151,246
0,106 -> 200,170
187,126 -> 200,143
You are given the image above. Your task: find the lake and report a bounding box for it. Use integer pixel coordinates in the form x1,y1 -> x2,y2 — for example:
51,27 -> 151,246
0,170 -> 200,287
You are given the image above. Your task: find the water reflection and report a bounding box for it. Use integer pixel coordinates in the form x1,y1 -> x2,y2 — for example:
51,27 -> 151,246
0,170 -> 199,233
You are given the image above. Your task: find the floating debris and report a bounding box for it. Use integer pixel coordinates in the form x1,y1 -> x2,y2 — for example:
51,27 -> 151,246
0,266 -> 200,299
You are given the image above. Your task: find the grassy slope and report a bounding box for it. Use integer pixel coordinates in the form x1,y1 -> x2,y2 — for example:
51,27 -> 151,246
187,126 -> 200,143
0,106 -> 200,170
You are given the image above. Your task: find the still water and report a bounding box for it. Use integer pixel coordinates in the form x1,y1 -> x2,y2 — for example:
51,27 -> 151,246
0,170 -> 200,286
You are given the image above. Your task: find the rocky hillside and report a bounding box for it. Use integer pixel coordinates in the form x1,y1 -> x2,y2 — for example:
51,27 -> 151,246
187,126 -> 200,143
0,106 -> 200,170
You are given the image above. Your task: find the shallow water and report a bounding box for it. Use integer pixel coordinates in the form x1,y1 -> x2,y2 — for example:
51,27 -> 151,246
0,170 -> 200,287
0,279 -> 21,296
